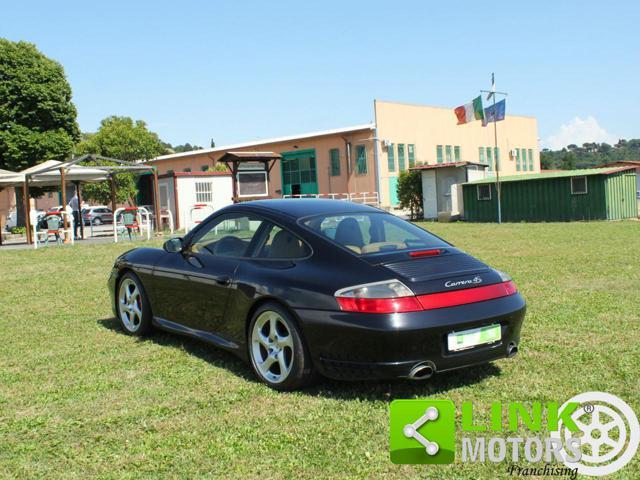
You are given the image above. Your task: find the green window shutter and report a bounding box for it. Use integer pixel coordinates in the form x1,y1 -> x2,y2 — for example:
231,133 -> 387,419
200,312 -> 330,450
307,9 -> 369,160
445,145 -> 452,163
494,147 -> 500,170
521,148 -> 528,171
454,146 -> 461,162
397,144 -> 406,171
486,147 -> 493,171
329,148 -> 340,176
408,144 -> 416,168
528,149 -> 534,171
479,147 -> 485,164
437,145 -> 443,164
387,143 -> 395,172
516,148 -> 521,171
356,145 -> 367,174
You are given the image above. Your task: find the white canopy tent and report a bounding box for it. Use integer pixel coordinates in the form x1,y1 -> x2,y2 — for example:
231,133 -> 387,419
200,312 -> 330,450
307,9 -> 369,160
1,154 -> 161,244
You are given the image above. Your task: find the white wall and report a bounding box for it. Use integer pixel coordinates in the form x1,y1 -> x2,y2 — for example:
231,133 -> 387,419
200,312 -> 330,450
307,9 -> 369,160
421,170 -> 437,219
177,176 -> 233,229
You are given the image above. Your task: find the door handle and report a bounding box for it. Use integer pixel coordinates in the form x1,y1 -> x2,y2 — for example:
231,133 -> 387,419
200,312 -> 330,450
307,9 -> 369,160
215,275 -> 231,286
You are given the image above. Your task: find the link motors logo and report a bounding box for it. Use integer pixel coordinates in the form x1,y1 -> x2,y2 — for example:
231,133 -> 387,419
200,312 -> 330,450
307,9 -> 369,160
390,392 -> 639,477
550,391 -> 640,476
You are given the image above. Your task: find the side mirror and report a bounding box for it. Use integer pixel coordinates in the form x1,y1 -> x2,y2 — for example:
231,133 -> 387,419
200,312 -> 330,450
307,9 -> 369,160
163,237 -> 184,253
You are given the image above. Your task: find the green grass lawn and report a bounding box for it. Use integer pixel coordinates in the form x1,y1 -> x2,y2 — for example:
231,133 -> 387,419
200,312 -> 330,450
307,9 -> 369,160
1,221 -> 639,479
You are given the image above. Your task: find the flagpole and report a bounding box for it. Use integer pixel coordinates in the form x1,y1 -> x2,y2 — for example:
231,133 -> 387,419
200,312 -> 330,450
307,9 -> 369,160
492,93 -> 501,224
481,75 -> 508,224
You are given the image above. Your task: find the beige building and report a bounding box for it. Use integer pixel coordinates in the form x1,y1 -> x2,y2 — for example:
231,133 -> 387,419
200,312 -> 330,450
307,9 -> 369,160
375,100 -> 539,207
145,99 -> 539,211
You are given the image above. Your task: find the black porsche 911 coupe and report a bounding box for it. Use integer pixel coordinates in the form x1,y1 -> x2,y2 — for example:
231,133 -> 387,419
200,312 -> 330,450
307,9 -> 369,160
108,199 -> 525,390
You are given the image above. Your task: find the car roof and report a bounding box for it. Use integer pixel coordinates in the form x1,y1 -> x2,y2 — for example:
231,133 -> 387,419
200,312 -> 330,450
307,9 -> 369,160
236,199 -> 382,219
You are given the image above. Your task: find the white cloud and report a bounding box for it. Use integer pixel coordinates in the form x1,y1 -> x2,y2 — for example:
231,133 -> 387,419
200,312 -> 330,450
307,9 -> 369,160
545,116 -> 619,150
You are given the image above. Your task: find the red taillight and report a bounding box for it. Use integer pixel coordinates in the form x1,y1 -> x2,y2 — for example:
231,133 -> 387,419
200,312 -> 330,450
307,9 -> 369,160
416,281 -> 517,310
336,296 -> 423,314
335,280 -> 517,314
409,249 -> 442,258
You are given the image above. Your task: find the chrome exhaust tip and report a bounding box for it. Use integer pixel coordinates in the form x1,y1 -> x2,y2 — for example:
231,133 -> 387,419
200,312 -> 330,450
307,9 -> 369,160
507,342 -> 518,358
408,361 -> 435,380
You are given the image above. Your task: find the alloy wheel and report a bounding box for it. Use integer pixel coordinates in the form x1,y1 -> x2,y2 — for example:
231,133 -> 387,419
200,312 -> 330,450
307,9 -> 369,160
118,278 -> 143,332
251,311 -> 294,383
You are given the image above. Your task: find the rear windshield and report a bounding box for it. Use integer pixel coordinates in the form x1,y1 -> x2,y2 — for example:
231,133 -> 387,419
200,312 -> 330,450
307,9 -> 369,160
302,212 -> 448,255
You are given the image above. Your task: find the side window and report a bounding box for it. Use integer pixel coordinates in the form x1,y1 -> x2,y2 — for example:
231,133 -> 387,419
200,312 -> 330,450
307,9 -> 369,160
255,224 -> 310,259
190,214 -> 264,257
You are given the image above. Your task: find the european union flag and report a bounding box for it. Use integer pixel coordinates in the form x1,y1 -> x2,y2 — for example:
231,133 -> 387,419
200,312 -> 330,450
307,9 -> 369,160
482,99 -> 506,126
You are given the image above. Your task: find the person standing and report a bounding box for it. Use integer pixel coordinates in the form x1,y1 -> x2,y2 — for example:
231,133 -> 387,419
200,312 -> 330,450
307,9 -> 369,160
68,192 -> 80,239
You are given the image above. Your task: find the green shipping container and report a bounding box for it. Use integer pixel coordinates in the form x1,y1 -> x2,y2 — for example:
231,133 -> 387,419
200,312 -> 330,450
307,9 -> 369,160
462,167 -> 637,222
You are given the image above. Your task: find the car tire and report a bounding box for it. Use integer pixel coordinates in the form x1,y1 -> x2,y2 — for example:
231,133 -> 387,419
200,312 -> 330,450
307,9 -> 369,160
248,302 -> 316,391
116,272 -> 153,336
93,217 -> 102,226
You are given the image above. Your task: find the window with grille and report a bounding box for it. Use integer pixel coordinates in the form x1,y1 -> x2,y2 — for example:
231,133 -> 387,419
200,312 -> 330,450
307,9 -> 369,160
195,182 -> 213,203
571,176 -> 587,195
477,184 -> 492,200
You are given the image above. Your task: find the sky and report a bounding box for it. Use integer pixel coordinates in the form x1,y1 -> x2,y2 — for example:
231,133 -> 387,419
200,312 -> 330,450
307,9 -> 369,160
2,0 -> 639,150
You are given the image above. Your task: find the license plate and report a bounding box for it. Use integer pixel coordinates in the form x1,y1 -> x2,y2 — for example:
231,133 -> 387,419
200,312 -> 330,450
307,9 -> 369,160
447,324 -> 501,352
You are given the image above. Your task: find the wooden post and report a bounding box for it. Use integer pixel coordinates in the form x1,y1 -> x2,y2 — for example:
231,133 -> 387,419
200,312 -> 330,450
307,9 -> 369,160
109,175 -> 117,214
75,181 -> 84,240
231,163 -> 239,203
152,169 -> 161,233
23,179 -> 32,244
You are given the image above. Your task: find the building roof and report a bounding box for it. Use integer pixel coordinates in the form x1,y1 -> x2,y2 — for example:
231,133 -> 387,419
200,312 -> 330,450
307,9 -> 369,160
465,166 -> 636,185
158,170 -> 231,179
602,160 -> 640,167
147,124 -> 375,163
219,151 -> 281,162
411,161 -> 487,171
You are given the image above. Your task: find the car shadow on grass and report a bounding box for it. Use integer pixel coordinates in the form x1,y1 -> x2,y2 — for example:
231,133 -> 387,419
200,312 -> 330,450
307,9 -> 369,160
98,317 -> 256,383
304,363 -> 501,401
99,317 -> 502,401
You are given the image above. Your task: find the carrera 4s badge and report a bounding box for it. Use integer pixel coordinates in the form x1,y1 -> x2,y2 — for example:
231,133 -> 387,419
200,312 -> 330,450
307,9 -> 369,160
444,276 -> 483,288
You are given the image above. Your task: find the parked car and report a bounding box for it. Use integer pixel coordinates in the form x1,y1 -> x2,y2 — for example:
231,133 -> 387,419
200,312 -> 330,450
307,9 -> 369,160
108,199 -> 526,390
4,210 -> 47,231
82,206 -> 113,225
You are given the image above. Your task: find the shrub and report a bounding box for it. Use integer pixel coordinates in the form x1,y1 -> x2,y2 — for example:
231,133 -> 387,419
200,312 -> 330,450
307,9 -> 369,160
397,170 -> 423,220
10,226 -> 26,235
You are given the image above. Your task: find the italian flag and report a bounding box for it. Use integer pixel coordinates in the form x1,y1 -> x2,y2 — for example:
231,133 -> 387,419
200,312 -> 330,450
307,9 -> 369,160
454,96 -> 484,124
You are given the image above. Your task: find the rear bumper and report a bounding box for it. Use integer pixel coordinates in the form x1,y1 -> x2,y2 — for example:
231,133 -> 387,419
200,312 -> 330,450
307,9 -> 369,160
294,293 -> 526,381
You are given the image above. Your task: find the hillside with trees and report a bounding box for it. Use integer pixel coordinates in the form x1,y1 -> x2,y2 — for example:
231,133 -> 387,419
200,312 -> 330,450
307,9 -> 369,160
540,139 -> 640,170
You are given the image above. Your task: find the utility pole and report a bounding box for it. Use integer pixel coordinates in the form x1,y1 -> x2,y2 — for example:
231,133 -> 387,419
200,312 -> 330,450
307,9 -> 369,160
481,73 -> 508,224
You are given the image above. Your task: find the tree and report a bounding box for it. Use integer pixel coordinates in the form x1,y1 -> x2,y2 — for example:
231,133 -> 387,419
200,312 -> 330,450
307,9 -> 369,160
0,39 -> 80,225
172,143 -> 203,153
561,151 -> 577,170
397,170 -> 423,220
75,116 -> 167,204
